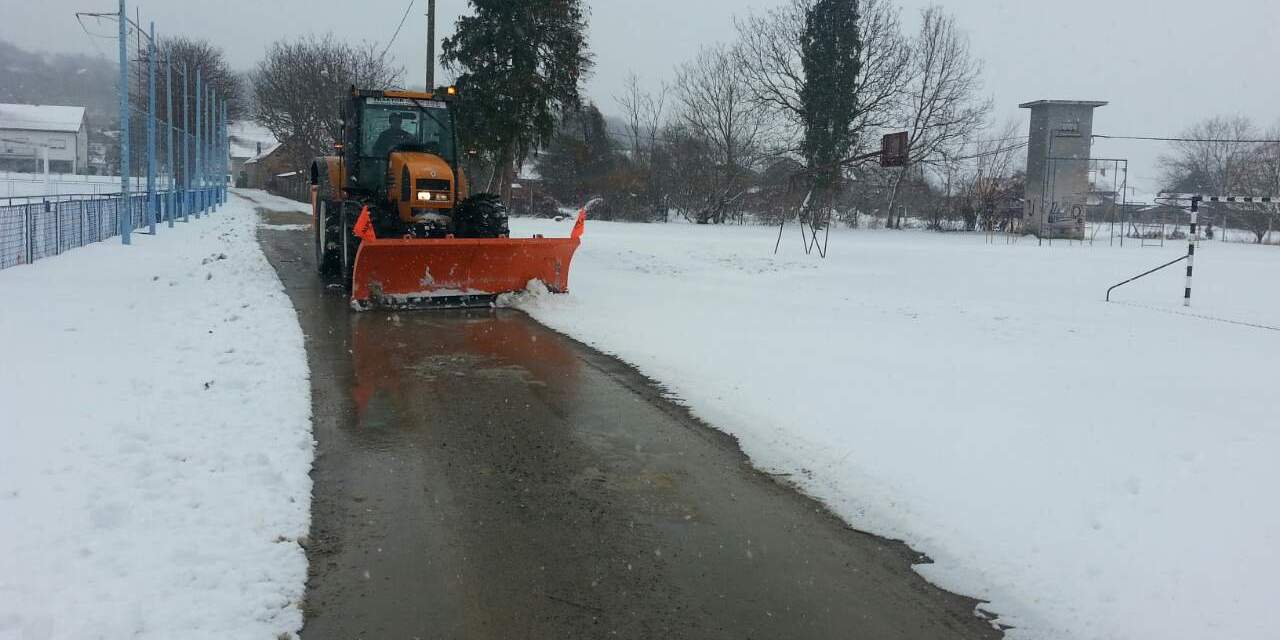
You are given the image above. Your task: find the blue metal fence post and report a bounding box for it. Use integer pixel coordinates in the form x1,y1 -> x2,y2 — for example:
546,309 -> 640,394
208,88 -> 217,212
208,89 -> 215,211
222,100 -> 229,204
165,53 -> 174,228
203,88 -> 210,213
220,99 -> 227,205
213,97 -> 221,208
195,68 -> 202,217
117,0 -> 131,245
216,97 -> 224,204
182,64 -> 190,222
214,96 -> 221,207
146,21 -> 157,235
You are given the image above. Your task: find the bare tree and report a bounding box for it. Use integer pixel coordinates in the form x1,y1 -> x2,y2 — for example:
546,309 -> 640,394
615,72 -> 666,160
1160,116 -> 1277,243
252,34 -> 402,168
733,0 -> 909,160
614,72 -> 669,220
158,37 -> 247,122
1159,116 -> 1257,193
1255,129 -> 1280,243
671,45 -> 765,223
967,119 -> 1025,230
886,6 -> 989,229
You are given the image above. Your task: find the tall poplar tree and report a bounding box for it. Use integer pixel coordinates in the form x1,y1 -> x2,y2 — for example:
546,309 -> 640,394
799,0 -> 862,225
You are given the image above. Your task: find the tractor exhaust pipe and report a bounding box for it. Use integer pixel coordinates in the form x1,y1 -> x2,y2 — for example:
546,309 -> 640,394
425,0 -> 436,90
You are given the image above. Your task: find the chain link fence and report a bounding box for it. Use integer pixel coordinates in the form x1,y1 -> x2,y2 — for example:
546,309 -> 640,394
0,188 -> 220,270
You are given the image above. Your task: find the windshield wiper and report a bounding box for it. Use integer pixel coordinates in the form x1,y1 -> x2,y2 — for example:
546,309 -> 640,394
411,100 -> 450,137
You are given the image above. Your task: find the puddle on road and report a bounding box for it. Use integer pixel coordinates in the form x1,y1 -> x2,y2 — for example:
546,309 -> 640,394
256,207 -> 311,228
406,353 -> 544,387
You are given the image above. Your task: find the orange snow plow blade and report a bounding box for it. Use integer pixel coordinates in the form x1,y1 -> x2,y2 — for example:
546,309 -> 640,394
350,236 -> 581,310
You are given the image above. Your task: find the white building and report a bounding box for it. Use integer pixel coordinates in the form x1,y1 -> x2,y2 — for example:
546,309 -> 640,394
0,104 -> 89,174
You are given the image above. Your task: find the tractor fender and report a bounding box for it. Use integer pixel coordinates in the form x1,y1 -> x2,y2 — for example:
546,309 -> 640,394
310,156 -> 345,202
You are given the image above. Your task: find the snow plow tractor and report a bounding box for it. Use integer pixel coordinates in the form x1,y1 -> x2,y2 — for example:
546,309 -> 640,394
311,87 -> 583,310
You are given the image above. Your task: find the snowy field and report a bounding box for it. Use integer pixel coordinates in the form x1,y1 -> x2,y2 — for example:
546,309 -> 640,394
0,195 -> 311,638
508,216 -> 1280,640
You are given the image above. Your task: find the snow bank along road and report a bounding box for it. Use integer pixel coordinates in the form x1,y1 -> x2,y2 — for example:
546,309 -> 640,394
508,217 -> 1280,640
0,194 -> 312,638
250,191 -> 1000,639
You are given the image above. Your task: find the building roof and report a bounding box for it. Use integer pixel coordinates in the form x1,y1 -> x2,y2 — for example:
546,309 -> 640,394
0,104 -> 86,133
1019,100 -> 1109,109
244,142 -> 283,164
228,120 -> 278,160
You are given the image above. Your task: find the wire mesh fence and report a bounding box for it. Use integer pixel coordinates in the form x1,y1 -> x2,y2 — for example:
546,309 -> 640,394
1,1 -> 232,271
0,188 -> 220,270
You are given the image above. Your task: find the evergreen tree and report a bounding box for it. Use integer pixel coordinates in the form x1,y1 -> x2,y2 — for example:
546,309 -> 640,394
442,0 -> 593,199
799,0 -> 862,224
537,104 -> 616,209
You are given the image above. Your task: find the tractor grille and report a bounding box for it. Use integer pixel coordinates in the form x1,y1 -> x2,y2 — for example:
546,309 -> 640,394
416,179 -> 451,191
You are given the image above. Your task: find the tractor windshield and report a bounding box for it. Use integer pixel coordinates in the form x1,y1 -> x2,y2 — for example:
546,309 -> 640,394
361,98 -> 456,165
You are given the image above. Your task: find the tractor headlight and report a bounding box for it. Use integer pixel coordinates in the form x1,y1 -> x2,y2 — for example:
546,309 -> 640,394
417,191 -> 451,202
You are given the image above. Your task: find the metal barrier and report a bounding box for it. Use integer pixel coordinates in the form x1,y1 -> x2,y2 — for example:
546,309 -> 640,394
0,187 -> 221,271
1104,254 -> 1189,302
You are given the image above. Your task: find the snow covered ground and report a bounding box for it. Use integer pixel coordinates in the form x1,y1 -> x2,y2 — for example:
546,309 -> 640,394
0,193 -> 312,639
507,217 -> 1280,640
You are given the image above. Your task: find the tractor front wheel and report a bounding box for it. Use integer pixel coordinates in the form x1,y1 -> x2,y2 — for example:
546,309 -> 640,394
315,199 -> 342,277
453,193 -> 510,239
338,202 -> 363,285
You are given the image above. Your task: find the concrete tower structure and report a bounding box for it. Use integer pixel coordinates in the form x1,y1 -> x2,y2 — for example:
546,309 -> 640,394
1020,100 -> 1107,238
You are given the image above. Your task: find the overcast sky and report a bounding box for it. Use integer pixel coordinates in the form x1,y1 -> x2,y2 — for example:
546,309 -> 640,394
4,0 -> 1279,197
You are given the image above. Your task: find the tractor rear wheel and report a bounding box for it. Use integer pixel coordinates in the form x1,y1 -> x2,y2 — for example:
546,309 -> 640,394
453,193 -> 510,239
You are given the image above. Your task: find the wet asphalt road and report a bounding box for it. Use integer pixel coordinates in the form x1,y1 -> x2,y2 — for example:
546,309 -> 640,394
251,198 -> 1002,640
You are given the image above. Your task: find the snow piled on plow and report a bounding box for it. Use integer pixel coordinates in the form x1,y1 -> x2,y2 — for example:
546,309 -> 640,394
495,278 -> 552,307
0,193 -> 312,639
505,215 -> 1280,640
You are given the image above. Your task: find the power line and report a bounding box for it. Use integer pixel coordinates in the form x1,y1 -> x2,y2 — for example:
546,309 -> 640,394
946,142 -> 1029,162
954,134 -> 1030,146
74,13 -> 116,60
1093,134 -> 1280,144
75,13 -> 117,40
601,126 -> 1031,150
380,0 -> 417,61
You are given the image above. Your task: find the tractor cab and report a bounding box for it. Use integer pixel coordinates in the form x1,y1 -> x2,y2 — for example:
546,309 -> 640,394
341,89 -> 460,203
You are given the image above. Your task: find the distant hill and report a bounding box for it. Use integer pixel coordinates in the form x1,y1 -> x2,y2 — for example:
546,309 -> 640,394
0,40 -> 117,130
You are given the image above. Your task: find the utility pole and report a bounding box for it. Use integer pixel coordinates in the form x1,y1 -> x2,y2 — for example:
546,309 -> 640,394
426,0 -> 436,90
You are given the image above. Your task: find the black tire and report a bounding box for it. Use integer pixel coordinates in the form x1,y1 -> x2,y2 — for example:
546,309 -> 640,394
453,193 -> 510,239
315,199 -> 341,277
338,201 -> 362,286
